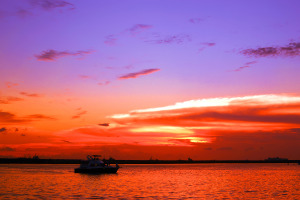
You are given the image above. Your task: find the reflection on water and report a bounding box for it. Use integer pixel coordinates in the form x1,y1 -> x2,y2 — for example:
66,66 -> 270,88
0,164 -> 299,199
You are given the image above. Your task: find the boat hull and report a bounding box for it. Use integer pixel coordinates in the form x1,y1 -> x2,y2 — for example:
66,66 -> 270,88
74,167 -> 119,174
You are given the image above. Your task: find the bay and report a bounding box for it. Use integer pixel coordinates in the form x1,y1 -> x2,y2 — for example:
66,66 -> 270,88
0,163 -> 299,199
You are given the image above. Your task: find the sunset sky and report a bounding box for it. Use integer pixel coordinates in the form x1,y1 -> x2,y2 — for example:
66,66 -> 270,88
1,0 -> 300,160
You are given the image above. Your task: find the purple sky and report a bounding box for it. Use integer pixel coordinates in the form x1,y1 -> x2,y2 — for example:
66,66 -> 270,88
1,0 -> 300,159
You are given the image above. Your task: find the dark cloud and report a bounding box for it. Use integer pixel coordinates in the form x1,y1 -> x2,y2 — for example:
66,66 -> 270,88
146,34 -> 191,44
0,96 -> 24,104
29,0 -> 75,11
35,49 -> 93,61
0,146 -> 16,152
241,42 -> 300,57
118,68 -> 160,80
98,123 -> 110,127
0,127 -> 7,133
20,92 -> 42,97
204,147 -> 212,150
62,140 -> 71,143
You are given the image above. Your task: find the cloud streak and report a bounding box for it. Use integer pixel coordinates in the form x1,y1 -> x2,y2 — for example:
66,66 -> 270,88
35,49 -> 93,61
232,61 -> 257,72
189,18 -> 204,24
110,94 -> 300,128
241,42 -> 300,57
118,68 -> 160,80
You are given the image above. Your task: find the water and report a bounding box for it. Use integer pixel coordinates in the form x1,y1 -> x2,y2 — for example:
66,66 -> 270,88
0,163 -> 299,199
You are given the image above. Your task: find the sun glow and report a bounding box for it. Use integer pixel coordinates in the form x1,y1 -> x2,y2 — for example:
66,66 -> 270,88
131,126 -> 194,134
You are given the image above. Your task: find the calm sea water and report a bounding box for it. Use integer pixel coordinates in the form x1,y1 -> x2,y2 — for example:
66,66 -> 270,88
0,163 -> 299,199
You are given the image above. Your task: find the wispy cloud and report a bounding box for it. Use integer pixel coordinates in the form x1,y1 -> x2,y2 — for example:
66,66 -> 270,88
118,68 -> 160,80
198,42 -> 216,52
5,82 -> 19,88
241,42 -> 300,57
189,18 -> 204,24
35,49 -> 93,61
0,96 -> 24,104
128,24 -> 152,36
20,92 -> 42,97
98,81 -> 110,86
104,24 -> 152,46
146,34 -> 191,44
72,110 -> 87,119
104,35 -> 117,46
78,75 -> 92,80
29,0 -> 75,11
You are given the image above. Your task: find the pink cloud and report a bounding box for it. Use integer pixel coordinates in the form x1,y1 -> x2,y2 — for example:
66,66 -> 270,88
118,68 -> 160,79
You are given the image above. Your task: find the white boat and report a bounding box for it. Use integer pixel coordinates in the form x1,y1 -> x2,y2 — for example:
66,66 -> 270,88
74,155 -> 119,174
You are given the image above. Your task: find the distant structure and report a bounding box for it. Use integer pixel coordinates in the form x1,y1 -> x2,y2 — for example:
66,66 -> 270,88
265,157 -> 288,161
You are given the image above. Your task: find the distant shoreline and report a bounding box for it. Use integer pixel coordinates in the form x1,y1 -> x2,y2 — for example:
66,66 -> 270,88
0,158 -> 299,164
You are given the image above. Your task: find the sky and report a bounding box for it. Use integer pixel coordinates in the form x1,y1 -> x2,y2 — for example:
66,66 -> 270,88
0,0 -> 300,160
